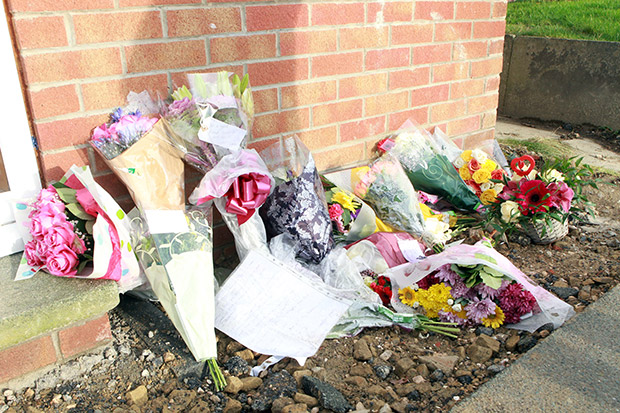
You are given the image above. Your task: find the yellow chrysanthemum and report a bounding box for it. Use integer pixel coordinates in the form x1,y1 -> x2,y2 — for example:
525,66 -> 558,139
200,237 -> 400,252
459,166 -> 472,181
461,149 -> 473,162
332,190 -> 359,213
472,169 -> 491,184
399,287 -> 418,307
416,283 -> 453,319
480,188 -> 498,205
481,159 -> 497,172
482,306 -> 505,329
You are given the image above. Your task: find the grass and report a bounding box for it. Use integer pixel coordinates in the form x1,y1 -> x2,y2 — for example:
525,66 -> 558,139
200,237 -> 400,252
499,137 -> 574,159
507,0 -> 620,42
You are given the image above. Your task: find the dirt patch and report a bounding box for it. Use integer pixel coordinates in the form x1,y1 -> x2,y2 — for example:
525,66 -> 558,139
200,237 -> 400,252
2,142 -> 620,413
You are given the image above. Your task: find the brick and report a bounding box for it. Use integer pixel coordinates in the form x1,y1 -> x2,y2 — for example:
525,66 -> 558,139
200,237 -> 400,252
74,11 -> 162,44
473,21 -> 506,39
365,48 -> 410,70
13,16 -> 68,49
311,52 -> 363,78
35,114 -> 107,152
280,30 -> 337,56
340,73 -> 387,99
41,148 -> 90,182
468,93 -> 499,114
412,43 -> 451,65
388,108 -> 428,130
433,62 -> 470,82
170,66 -> 243,88
253,108 -> 310,138
312,2 -> 364,25
411,84 -> 450,106
281,80 -> 337,109
121,0 -> 200,6
456,2 -> 492,20
22,48 -> 122,84
340,26 -> 389,50
453,41 -> 488,60
94,173 -> 131,199
365,91 -> 409,117
471,56 -> 503,77
368,2 -> 413,22
486,75 -> 501,93
391,24 -> 433,45
430,100 -> 467,123
246,4 -> 309,31
296,126 -> 338,152
210,34 -> 276,63
167,7 -> 241,37
28,85 -> 80,119
7,0 -> 113,12
82,74 -> 168,112
493,1 -> 508,19
451,78 -> 485,99
313,99 -> 362,126
414,1 -> 454,20
0,335 -> 56,383
489,38 -> 505,55
246,137 -> 280,153
313,143 -> 365,171
464,128 -> 495,148
447,115 -> 481,136
253,88 -> 279,114
125,40 -> 206,73
340,115 -> 386,142
59,315 -> 112,358
388,67 -> 430,90
248,58 -> 309,87
435,22 -> 472,41
481,110 -> 497,128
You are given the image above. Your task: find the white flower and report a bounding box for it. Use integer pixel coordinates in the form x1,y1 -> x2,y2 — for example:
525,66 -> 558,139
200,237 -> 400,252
454,157 -> 466,168
541,168 -> 565,183
500,200 -> 521,223
422,217 -> 452,245
480,182 -> 493,192
527,169 -> 538,180
511,169 -> 537,182
412,302 -> 420,309
412,283 -> 419,291
452,303 -> 462,312
447,299 -> 454,306
493,183 -> 505,194
472,149 -> 488,163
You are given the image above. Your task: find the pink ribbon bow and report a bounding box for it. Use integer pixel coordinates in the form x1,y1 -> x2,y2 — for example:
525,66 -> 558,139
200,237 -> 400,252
224,172 -> 271,225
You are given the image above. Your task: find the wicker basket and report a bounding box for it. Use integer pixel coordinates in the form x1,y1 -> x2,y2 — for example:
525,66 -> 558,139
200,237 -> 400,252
520,218 -> 569,244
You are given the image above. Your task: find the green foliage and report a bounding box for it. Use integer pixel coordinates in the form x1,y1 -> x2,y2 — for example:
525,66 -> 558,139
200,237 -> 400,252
507,0 -> 620,42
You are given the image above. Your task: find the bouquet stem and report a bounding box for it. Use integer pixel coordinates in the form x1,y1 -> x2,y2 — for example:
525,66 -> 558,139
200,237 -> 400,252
415,316 -> 460,338
207,358 -> 227,391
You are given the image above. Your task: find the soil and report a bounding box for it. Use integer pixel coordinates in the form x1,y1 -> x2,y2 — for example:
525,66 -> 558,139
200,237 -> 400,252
2,140 -> 620,413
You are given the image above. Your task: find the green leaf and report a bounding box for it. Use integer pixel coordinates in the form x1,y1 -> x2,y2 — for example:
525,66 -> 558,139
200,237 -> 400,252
240,73 -> 250,94
67,203 -> 94,220
342,209 -> 351,226
55,187 -> 77,204
325,191 -> 333,203
85,220 -> 94,235
480,269 -> 504,290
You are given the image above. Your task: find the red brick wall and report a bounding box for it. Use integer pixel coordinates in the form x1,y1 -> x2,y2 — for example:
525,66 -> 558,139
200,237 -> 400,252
7,0 -> 506,209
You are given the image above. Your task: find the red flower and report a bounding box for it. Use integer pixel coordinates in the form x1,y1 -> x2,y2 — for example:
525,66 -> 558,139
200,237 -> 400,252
468,159 -> 481,173
491,169 -> 505,180
517,180 -> 553,215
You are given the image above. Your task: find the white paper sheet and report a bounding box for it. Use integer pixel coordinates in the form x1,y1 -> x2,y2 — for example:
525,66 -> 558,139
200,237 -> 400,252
143,210 -> 189,234
198,117 -> 247,150
215,251 -> 352,359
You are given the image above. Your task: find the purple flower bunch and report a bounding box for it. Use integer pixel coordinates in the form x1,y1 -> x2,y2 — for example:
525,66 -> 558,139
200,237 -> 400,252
91,108 -> 158,160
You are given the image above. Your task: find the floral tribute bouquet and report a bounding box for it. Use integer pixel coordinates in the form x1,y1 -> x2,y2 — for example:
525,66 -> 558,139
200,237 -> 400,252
259,136 -> 334,264
390,240 -> 575,332
13,165 -> 142,292
453,148 -> 507,206
378,120 -> 481,212
483,155 -> 596,243
90,100 -> 226,389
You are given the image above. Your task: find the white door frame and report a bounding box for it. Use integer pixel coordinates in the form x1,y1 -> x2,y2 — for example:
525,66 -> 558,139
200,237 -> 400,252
0,6 -> 42,256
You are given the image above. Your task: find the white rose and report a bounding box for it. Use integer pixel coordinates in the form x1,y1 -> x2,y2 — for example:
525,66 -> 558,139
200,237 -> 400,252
527,169 -> 538,180
500,200 -> 521,223
472,149 -> 488,163
541,168 -> 565,183
454,157 -> 465,168
493,183 -> 504,194
480,182 -> 492,192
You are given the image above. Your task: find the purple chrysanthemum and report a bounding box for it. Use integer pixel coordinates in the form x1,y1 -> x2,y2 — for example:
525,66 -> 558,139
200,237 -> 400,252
438,310 -> 467,326
475,280 -> 510,300
435,264 -> 460,285
465,297 -> 496,324
448,276 -> 476,300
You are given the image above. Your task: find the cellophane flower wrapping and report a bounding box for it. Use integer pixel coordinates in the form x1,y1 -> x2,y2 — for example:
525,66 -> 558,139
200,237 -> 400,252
389,240 -> 575,332
353,154 -> 426,240
188,149 -> 273,262
453,147 -> 508,206
13,165 -> 143,293
259,136 -> 334,264
91,105 -> 224,387
384,120 -> 481,212
186,71 -> 254,159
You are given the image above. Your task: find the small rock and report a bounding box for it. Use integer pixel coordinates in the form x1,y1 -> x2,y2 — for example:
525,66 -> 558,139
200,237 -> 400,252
406,389 -> 421,401
394,357 -> 415,376
148,331 -> 154,338
2,391 -> 13,398
152,356 -> 164,369
429,369 -> 445,382
552,280 -> 569,288
487,364 -> 505,374
353,339 -> 373,361
475,335 -> 500,353
539,330 -> 550,338
282,403 -> 308,413
344,376 -> 368,387
379,350 -> 393,362
252,371 -> 297,411
549,286 -> 579,300
223,356 -> 250,376
416,364 -> 429,378
411,375 -> 426,384
378,404 -> 393,413
271,397 -> 295,413
294,393 -> 319,407
223,398 -> 242,413
475,326 -> 494,336
51,394 -> 62,406
234,349 -> 255,362
418,354 -> 459,373
240,376 -> 262,391
373,364 -> 393,380
141,369 -> 150,378
127,385 -> 148,406
292,370 -> 312,386
163,352 -> 176,363
457,375 -> 473,384
517,336 -> 538,353
62,395 -> 72,402
466,345 -> 493,363
593,277 -> 614,284
301,376 -> 352,413
224,376 -> 243,394
505,335 -> 520,352
23,389 -> 35,400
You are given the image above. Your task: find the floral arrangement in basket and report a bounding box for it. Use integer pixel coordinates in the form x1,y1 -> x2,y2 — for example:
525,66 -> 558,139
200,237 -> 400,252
453,149 -> 506,205
483,155 -> 597,243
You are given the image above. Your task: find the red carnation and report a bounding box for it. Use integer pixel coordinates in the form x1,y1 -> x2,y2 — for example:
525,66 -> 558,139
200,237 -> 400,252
517,179 -> 553,215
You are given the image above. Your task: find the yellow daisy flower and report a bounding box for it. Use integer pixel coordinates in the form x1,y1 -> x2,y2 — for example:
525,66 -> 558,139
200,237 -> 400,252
331,190 -> 359,213
482,306 -> 505,329
399,287 -> 417,307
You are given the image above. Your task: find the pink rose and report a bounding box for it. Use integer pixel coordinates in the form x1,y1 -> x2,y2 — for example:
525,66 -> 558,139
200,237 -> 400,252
24,240 -> 45,267
45,244 -> 79,277
76,188 -> 99,218
42,221 -> 76,250
29,215 -> 46,239
548,182 -> 574,213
